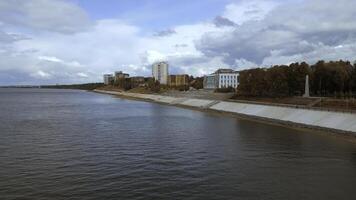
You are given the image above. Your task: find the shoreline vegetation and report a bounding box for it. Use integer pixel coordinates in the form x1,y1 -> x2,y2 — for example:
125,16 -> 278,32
41,83 -> 104,90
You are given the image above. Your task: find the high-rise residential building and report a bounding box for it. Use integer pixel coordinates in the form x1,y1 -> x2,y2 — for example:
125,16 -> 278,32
203,69 -> 239,89
152,62 -> 169,84
103,74 -> 114,85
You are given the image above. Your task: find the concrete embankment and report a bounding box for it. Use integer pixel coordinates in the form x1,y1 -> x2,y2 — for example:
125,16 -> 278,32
94,89 -> 356,136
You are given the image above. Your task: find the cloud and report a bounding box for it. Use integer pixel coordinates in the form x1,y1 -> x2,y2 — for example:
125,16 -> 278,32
0,31 -> 31,44
154,28 -> 177,37
222,0 -> 279,25
196,0 -> 356,67
2,0 -> 356,85
213,16 -> 236,27
0,19 -> 148,84
174,44 -> 189,48
77,72 -> 88,78
0,0 -> 91,33
30,70 -> 51,79
38,55 -> 62,63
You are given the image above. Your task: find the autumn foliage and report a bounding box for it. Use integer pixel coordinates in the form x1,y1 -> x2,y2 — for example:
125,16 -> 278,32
237,60 -> 356,97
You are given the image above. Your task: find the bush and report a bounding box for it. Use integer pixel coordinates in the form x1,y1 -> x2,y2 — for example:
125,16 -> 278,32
147,79 -> 161,93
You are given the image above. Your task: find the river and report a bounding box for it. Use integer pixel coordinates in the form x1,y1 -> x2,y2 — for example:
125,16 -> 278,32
0,88 -> 355,200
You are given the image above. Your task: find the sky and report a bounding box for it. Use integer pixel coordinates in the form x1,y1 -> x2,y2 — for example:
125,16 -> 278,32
1,0 -> 356,85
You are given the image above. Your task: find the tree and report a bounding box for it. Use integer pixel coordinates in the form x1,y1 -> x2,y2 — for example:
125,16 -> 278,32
265,65 -> 289,97
351,63 -> 356,95
148,79 -> 161,93
237,68 -> 267,96
287,62 -> 310,96
236,60 -> 355,98
191,77 -> 204,89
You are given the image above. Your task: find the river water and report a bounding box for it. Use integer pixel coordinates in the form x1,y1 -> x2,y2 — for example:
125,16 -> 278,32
0,88 -> 356,200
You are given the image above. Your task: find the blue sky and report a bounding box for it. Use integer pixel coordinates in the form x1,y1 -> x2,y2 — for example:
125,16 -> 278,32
1,0 -> 356,85
75,0 -> 230,29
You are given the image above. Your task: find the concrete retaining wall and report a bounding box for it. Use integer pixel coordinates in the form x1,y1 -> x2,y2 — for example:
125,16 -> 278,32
210,101 -> 356,134
94,90 -> 356,135
178,99 -> 216,108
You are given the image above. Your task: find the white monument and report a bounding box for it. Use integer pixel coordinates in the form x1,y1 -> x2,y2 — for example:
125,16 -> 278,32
303,75 -> 310,97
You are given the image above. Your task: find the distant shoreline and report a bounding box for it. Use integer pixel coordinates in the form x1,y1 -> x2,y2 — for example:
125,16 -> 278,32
94,89 -> 356,144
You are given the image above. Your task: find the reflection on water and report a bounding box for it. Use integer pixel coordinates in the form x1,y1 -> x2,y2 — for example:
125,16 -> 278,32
0,88 -> 356,200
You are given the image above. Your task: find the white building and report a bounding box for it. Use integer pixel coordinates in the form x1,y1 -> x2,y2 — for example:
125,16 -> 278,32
203,69 -> 239,89
216,69 -> 239,88
152,62 -> 169,84
103,74 -> 114,85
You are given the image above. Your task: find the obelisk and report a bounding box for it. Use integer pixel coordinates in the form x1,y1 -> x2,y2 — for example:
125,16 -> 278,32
303,75 -> 310,97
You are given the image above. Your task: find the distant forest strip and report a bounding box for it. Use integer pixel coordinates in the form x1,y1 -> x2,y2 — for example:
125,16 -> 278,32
237,60 -> 356,97
42,83 -> 104,90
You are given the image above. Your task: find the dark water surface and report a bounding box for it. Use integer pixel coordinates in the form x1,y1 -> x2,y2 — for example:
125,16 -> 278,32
0,88 -> 356,200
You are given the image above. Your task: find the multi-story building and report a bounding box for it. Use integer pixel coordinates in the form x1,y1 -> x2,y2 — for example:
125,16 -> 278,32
114,71 -> 129,82
216,69 -> 239,89
103,74 -> 114,85
130,76 -> 145,88
168,74 -> 189,88
203,74 -> 216,89
203,69 -> 239,89
152,62 -> 169,85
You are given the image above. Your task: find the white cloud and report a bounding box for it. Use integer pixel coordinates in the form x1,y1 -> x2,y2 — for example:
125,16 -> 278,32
31,70 -> 51,79
38,56 -> 62,63
1,0 -> 356,85
0,0 -> 90,33
77,72 -> 88,78
197,0 -> 356,67
223,0 -> 280,25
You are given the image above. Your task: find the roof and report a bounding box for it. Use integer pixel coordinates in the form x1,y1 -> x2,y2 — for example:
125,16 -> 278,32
214,68 -> 237,74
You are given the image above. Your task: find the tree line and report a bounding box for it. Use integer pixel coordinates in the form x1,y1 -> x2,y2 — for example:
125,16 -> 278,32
42,83 -> 104,90
237,60 -> 356,97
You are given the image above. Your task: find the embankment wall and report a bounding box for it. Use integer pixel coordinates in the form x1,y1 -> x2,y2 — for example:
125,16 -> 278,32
94,90 -> 356,135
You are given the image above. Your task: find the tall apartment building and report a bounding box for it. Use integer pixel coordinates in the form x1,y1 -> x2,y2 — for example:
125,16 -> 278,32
152,62 -> 169,85
103,74 -> 114,85
203,69 -> 239,89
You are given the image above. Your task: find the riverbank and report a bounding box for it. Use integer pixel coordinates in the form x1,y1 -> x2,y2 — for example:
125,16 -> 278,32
94,89 -> 356,141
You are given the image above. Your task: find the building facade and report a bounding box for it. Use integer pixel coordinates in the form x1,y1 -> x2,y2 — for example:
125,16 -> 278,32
203,69 -> 239,89
168,74 -> 189,88
216,69 -> 239,89
103,74 -> 114,85
203,74 -> 216,89
130,76 -> 145,88
114,71 -> 129,82
152,62 -> 169,85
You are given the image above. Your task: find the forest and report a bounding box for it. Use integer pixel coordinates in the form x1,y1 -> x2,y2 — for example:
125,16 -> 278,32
237,60 -> 356,98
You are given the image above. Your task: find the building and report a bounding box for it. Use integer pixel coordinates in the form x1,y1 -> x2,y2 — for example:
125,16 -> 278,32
130,76 -> 145,88
203,68 -> 239,89
152,62 -> 169,85
114,71 -> 129,82
168,74 -> 189,88
216,69 -> 239,89
103,74 -> 114,85
203,74 -> 216,89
